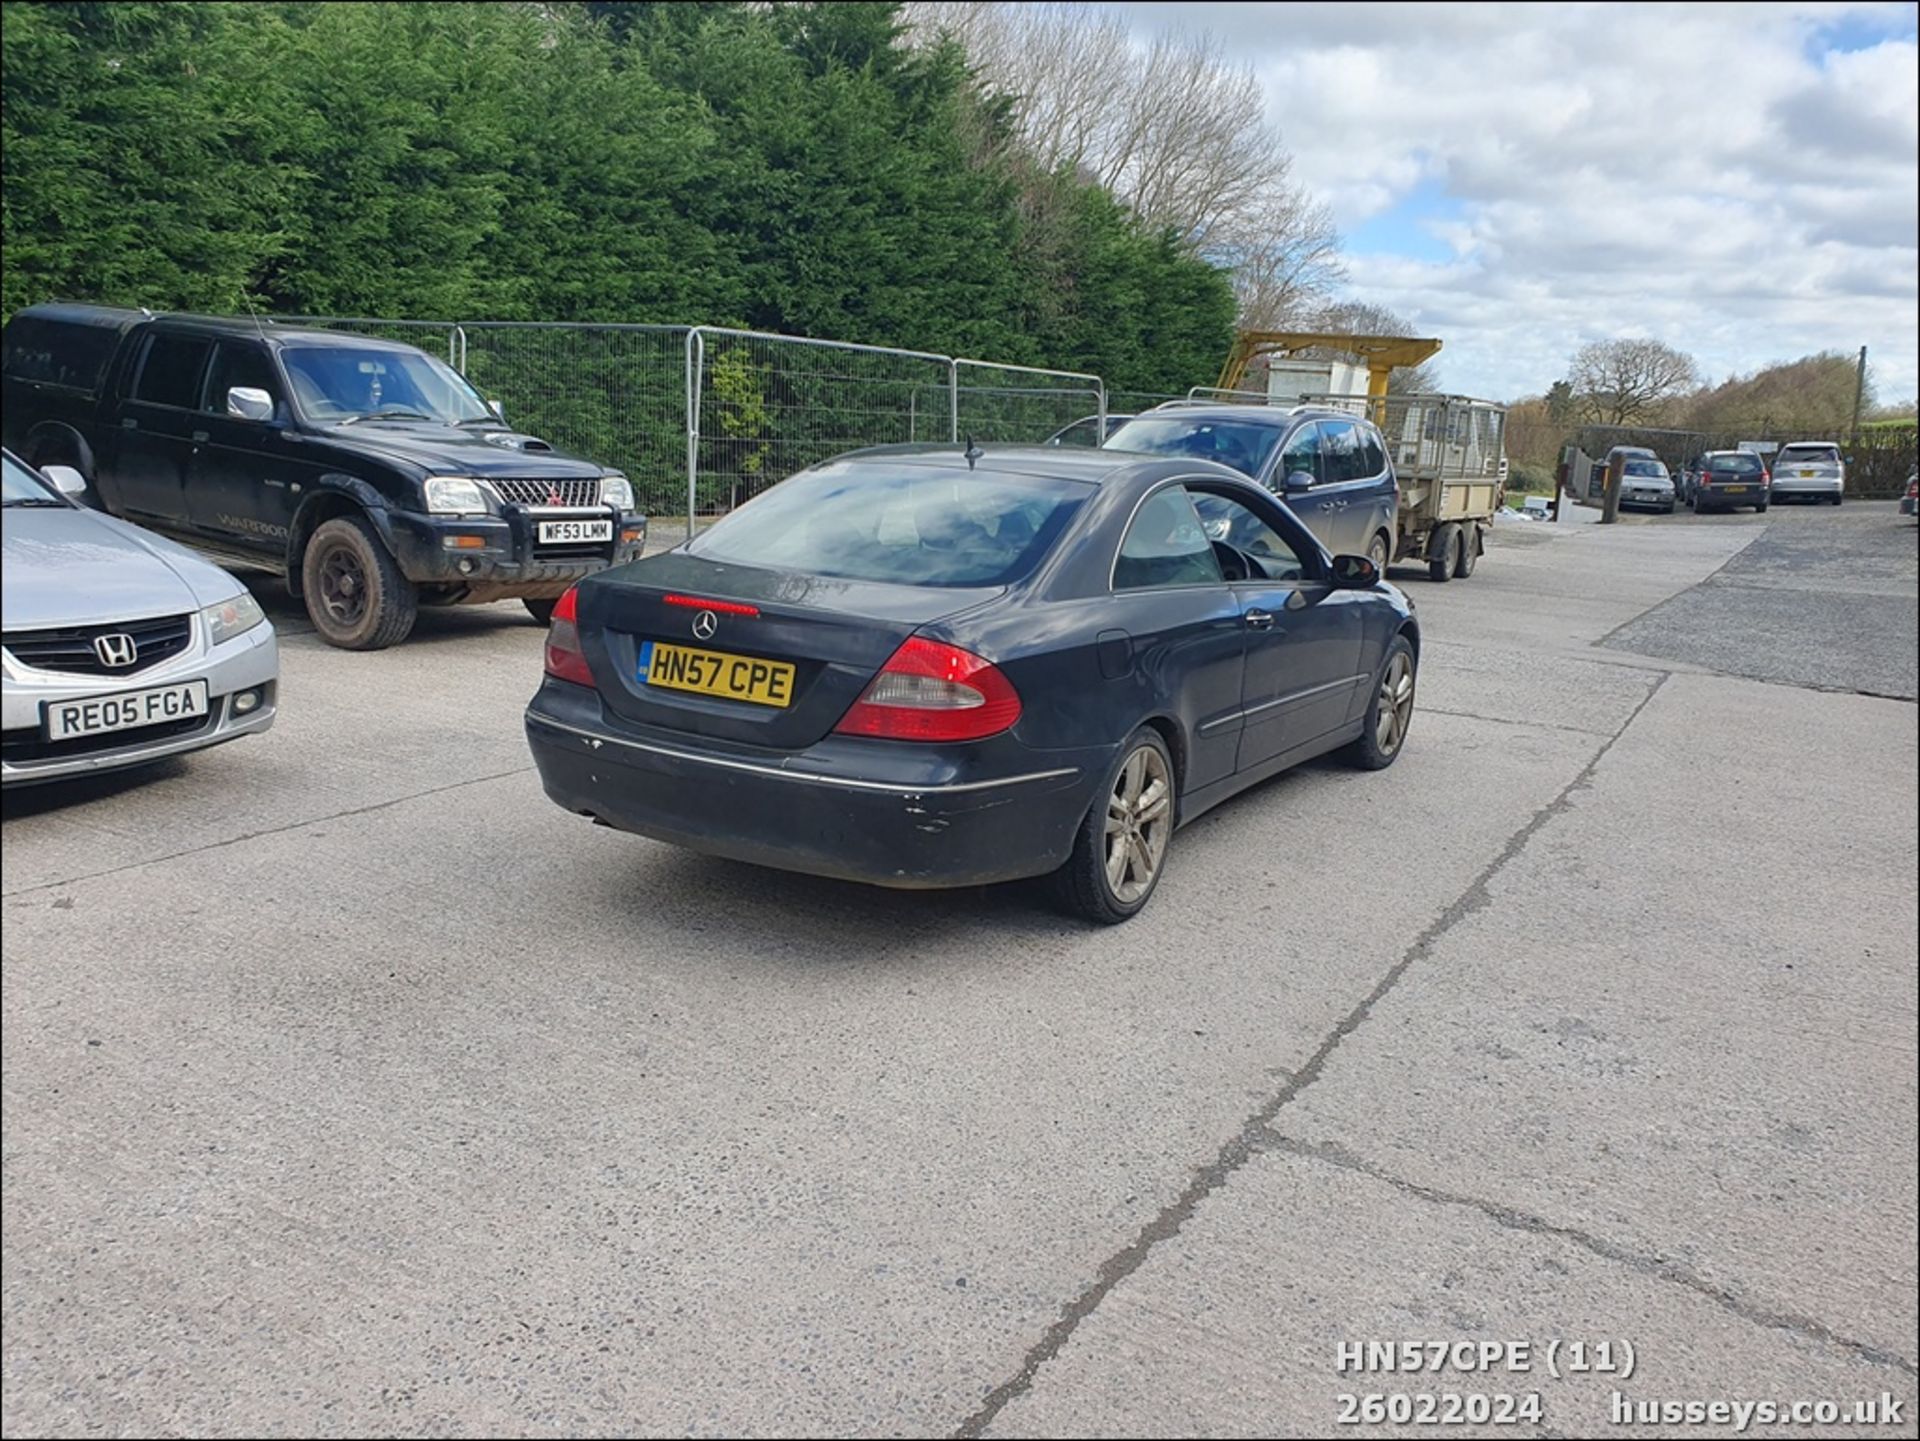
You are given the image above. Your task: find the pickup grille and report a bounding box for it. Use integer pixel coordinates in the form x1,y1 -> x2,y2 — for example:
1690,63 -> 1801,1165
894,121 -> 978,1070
490,478 -> 601,508
3,613 -> 194,677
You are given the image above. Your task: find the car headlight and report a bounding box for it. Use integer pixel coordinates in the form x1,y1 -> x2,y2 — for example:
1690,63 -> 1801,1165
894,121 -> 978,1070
203,592 -> 265,645
424,476 -> 489,514
600,473 -> 635,511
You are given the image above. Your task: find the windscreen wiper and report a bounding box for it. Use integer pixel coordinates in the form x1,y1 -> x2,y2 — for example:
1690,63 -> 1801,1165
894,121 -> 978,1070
341,409 -> 435,425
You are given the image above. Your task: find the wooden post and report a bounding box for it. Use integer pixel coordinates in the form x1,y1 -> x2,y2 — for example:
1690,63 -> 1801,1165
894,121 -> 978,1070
1600,452 -> 1625,524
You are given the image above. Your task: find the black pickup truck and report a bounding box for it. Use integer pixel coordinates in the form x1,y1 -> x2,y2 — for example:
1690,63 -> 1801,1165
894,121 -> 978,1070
1,304 -> 646,648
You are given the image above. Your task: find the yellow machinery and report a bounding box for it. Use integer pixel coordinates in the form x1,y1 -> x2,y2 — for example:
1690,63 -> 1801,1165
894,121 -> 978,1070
1215,331 -> 1444,400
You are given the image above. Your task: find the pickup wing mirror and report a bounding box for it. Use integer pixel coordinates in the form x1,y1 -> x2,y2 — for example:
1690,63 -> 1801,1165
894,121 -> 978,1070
1282,469 -> 1314,494
227,386 -> 276,423
40,464 -> 88,497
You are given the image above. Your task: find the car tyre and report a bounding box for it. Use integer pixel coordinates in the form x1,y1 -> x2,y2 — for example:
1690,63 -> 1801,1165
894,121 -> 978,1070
1052,726 -> 1176,925
1454,527 -> 1479,577
524,598 -> 558,627
1832,494 -> 1843,506
1344,634 -> 1417,772
1368,529 -> 1392,576
301,514 -> 418,650
1754,501 -> 1768,513
1427,523 -> 1460,583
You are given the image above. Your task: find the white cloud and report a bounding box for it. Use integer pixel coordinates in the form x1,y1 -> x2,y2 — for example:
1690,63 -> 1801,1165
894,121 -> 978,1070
1112,1 -> 1920,401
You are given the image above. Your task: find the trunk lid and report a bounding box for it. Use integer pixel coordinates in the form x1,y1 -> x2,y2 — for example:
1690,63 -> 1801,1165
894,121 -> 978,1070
577,552 -> 1001,749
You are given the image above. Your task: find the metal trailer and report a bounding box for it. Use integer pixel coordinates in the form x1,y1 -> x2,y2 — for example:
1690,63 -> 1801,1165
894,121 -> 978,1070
1306,392 -> 1509,581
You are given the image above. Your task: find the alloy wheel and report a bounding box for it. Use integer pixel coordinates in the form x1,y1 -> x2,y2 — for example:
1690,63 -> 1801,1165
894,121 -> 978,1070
1103,745 -> 1172,903
1374,651 -> 1415,756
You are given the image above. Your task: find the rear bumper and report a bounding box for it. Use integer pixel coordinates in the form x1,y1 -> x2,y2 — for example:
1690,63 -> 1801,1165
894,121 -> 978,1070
1769,477 -> 1842,498
1696,485 -> 1768,507
1619,492 -> 1675,510
524,681 -> 1098,888
1901,495 -> 1918,516
386,507 -> 648,599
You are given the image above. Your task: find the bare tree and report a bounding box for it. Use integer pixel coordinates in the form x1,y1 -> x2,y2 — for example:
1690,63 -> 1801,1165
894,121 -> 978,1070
904,1 -> 1344,323
1568,339 -> 1699,425
1305,300 -> 1441,393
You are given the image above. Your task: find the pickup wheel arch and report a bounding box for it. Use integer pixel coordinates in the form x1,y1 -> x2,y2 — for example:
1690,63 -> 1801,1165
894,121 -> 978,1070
285,477 -> 398,599
23,422 -> 95,479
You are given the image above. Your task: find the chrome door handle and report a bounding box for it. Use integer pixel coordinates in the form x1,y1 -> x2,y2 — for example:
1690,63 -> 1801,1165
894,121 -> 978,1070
121,418 -> 139,430
191,430 -> 209,443
1245,608 -> 1275,630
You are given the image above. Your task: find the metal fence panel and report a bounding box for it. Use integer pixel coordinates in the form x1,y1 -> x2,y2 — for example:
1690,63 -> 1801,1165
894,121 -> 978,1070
687,326 -> 953,519
952,359 -> 1103,449
456,322 -> 691,517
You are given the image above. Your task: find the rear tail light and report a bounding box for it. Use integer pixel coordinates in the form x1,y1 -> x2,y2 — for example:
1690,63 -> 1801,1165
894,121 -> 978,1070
544,585 -> 595,688
834,636 -> 1021,742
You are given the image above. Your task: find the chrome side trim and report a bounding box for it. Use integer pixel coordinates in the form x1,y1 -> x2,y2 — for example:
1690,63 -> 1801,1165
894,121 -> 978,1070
1198,673 -> 1368,734
526,711 -> 1079,795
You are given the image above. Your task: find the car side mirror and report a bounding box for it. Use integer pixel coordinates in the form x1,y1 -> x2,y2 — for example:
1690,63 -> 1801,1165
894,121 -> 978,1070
1282,470 -> 1314,494
227,386 -> 275,423
41,464 -> 87,497
1330,553 -> 1379,588
489,398 -> 507,423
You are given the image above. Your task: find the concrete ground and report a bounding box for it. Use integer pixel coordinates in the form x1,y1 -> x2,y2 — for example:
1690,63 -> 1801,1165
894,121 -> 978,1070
4,502 -> 1915,1438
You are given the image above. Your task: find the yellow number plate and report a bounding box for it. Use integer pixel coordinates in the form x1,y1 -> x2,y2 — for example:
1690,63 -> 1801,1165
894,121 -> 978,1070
639,640 -> 795,708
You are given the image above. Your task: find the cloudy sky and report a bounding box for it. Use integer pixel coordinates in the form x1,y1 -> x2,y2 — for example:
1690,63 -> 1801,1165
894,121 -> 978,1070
1114,1 -> 1920,403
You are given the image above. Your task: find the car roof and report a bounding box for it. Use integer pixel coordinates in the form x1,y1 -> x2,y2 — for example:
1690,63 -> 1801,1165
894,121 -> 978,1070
829,442 -> 1152,485
1129,403 -> 1316,427
9,303 -> 431,353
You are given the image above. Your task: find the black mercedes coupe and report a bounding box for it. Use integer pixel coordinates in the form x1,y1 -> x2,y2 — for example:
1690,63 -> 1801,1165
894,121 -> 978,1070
524,445 -> 1419,922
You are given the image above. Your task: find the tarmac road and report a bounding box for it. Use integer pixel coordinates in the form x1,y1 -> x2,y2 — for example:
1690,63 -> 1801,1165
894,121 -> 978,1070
4,503 -> 1914,1437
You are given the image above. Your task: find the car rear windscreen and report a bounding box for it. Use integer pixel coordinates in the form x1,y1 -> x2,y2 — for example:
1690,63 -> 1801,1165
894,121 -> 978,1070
1102,416 -> 1284,478
687,467 -> 1089,586
1708,454 -> 1763,474
1775,445 -> 1841,465
1625,460 -> 1667,477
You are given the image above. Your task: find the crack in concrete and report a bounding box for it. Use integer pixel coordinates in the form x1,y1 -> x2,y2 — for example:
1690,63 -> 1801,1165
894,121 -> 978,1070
0,765 -> 536,900
1421,706 -> 1619,738
1264,1135 -> 1919,1380
951,674 -> 1672,1439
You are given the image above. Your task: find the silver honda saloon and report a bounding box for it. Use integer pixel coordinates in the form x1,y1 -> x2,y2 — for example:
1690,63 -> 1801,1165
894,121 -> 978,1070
2,449 -> 278,787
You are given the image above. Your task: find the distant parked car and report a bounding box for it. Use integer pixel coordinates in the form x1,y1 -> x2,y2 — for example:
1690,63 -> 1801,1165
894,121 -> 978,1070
1045,413 -> 1133,447
1607,450 -> 1676,512
1901,465 -> 1917,520
1768,441 -> 1845,505
526,444 -> 1419,923
1691,450 -> 1770,514
1103,403 -> 1401,573
2,448 -> 277,787
1,303 -> 646,649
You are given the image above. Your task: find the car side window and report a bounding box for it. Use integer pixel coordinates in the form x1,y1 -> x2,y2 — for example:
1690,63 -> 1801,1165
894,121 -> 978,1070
1114,487 -> 1224,591
1278,423 -> 1323,488
204,342 -> 283,417
1319,420 -> 1366,484
130,332 -> 212,410
1358,425 -> 1388,478
1190,492 -> 1307,583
